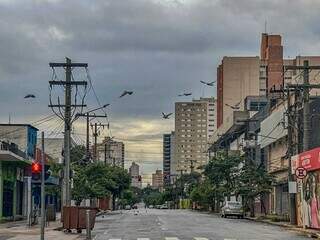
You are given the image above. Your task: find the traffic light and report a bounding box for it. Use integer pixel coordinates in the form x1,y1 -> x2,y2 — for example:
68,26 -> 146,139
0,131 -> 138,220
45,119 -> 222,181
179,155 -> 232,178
32,162 -> 41,180
31,162 -> 51,181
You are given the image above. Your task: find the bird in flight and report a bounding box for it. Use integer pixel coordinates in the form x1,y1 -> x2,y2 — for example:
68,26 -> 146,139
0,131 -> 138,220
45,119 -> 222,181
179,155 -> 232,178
225,100 -> 241,110
24,94 -> 36,99
200,80 -> 216,86
178,92 -> 192,97
162,112 -> 173,119
119,90 -> 133,98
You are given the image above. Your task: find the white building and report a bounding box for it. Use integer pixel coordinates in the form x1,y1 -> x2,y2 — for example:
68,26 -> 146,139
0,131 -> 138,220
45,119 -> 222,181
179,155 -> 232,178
97,137 -> 125,168
174,97 -> 216,173
129,162 -> 142,189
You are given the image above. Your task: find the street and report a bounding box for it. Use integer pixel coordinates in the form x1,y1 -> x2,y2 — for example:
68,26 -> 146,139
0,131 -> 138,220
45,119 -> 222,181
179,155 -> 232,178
93,209 -> 309,240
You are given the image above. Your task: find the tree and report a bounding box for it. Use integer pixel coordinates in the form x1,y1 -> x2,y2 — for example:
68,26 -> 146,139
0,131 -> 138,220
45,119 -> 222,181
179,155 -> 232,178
236,162 -> 274,217
190,180 -> 215,210
71,162 -> 131,206
203,151 -> 242,210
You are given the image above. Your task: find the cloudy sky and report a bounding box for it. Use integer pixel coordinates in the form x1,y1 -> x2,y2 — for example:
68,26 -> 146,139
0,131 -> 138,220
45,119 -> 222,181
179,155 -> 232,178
1,0 -> 319,181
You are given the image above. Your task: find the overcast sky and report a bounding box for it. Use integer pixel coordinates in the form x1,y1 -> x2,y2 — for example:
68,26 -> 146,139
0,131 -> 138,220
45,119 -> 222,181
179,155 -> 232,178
0,0 -> 319,179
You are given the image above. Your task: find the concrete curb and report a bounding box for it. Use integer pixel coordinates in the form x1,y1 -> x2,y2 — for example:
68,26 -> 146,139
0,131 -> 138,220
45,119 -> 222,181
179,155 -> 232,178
244,217 -> 320,239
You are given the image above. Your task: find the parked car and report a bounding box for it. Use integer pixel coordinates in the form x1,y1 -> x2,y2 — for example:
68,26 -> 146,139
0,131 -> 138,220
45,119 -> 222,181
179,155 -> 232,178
221,201 -> 244,218
160,204 -> 168,209
155,205 -> 161,209
132,205 -> 138,209
125,205 -> 131,210
148,205 -> 154,209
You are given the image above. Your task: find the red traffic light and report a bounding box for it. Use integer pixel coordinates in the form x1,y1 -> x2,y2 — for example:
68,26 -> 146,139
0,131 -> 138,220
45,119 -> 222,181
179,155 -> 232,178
32,162 -> 41,173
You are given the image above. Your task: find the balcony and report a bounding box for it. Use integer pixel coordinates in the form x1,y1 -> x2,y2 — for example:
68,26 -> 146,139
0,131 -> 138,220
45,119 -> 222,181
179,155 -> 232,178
0,141 -> 31,165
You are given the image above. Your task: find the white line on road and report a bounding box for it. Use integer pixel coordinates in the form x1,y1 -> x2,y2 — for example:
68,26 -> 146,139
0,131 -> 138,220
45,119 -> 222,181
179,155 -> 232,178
165,238 -> 180,240
194,238 -> 209,240
137,238 -> 150,240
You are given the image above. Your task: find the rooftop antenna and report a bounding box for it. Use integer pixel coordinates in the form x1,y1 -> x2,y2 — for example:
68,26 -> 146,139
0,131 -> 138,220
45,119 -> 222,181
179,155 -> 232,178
264,20 -> 267,33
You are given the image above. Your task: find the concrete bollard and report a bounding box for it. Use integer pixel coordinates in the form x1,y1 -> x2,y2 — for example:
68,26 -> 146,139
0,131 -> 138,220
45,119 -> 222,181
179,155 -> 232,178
86,210 -> 91,240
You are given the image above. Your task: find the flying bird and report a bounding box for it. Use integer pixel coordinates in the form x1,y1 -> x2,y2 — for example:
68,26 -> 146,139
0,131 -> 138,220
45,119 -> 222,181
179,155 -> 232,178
178,92 -> 192,97
162,112 -> 173,119
24,94 -> 36,99
200,80 -> 216,86
225,100 -> 241,110
119,90 -> 133,98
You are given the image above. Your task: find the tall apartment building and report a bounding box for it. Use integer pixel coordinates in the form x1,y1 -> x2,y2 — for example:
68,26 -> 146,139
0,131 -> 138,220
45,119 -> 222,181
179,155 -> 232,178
163,132 -> 175,185
129,162 -> 142,189
217,57 -> 261,128
174,97 -> 215,173
97,137 -> 125,168
152,169 -> 163,190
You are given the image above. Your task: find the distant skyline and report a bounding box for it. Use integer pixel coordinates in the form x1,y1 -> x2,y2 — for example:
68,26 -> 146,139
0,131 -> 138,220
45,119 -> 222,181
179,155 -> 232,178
1,0 -> 320,175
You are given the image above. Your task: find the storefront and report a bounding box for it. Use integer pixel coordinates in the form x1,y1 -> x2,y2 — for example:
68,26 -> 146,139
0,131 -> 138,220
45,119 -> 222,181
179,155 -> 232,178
292,146 -> 320,229
0,162 -> 27,220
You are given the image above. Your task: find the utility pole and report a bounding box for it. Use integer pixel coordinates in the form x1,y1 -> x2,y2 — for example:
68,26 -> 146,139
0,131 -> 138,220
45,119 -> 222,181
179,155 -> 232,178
75,111 -> 108,162
303,60 -> 310,151
286,87 -> 297,225
49,58 -> 88,207
104,143 -> 107,165
90,123 -> 108,161
40,132 -> 45,240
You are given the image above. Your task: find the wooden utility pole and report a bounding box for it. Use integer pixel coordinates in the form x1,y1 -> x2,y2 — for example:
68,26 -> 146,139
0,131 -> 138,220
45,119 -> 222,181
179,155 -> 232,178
49,58 -> 87,207
76,112 -> 107,162
90,123 -> 108,161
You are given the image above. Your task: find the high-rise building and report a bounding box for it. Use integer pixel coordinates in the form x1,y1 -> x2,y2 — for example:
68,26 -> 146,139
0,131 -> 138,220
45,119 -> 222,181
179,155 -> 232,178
174,97 -> 215,173
217,57 -> 261,128
163,132 -> 175,185
129,162 -> 142,189
97,137 -> 125,168
152,169 -> 163,190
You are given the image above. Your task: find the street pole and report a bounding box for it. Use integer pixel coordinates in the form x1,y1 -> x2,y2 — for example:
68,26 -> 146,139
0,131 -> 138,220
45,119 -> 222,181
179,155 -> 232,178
40,132 -> 45,240
104,143 -> 107,165
287,87 -> 297,225
64,57 -> 72,206
94,123 -> 97,161
49,58 -> 88,207
86,112 -> 90,161
303,60 -> 310,151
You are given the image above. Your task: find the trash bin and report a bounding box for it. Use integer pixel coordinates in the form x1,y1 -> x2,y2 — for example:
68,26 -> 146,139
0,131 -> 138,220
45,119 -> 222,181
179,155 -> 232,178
46,204 -> 56,221
62,206 -> 98,232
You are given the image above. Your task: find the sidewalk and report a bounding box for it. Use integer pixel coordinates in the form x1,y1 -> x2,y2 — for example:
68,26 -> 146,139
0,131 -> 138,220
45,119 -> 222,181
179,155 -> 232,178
0,214 -> 85,240
245,216 -> 320,239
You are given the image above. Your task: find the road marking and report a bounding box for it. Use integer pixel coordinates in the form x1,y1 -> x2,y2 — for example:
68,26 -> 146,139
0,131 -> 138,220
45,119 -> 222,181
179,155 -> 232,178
137,238 -> 150,240
194,238 -> 209,240
109,239 -> 122,240
165,238 -> 179,240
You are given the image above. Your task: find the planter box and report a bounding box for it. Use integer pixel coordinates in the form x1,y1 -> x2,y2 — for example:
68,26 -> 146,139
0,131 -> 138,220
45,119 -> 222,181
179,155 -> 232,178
62,206 -> 98,232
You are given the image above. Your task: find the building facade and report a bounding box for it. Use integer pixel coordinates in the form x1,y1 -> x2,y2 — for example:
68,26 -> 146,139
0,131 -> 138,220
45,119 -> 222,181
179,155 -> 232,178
152,170 -> 163,190
163,132 -> 174,185
0,124 -> 38,221
97,137 -> 125,168
129,162 -> 142,189
174,98 -> 214,173
217,57 -> 261,128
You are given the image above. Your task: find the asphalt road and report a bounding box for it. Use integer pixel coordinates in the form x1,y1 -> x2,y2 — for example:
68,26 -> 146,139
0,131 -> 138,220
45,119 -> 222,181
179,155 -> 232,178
92,208 -> 310,240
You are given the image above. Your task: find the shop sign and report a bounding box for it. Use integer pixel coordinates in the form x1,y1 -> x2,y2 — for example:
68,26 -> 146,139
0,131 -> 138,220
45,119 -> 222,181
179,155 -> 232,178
291,147 -> 320,173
